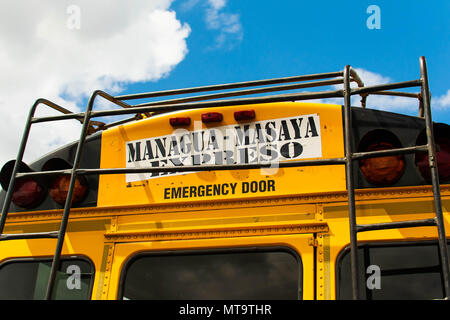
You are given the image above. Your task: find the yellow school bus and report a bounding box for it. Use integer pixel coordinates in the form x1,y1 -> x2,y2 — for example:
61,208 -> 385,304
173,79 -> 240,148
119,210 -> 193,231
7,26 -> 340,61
0,56 -> 448,300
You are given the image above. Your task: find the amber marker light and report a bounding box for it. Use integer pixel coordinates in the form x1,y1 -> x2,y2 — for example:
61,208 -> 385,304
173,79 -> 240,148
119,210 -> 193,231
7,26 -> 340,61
43,158 -> 88,206
49,175 -> 87,206
358,130 -> 405,187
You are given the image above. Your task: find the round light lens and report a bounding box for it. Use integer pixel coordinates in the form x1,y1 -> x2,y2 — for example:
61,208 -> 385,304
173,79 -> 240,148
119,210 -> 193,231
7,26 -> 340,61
49,175 -> 87,206
415,123 -> 450,184
12,178 -> 45,208
358,130 -> 405,187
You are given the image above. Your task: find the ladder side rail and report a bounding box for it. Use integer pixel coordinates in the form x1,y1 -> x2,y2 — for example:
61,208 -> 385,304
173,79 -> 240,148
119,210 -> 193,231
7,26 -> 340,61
419,56 -> 450,299
43,90 -> 131,300
343,65 -> 360,300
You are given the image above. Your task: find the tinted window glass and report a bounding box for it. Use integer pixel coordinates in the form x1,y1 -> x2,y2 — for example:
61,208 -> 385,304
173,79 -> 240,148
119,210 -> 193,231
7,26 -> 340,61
121,249 -> 300,300
0,258 -> 94,300
337,242 -> 448,300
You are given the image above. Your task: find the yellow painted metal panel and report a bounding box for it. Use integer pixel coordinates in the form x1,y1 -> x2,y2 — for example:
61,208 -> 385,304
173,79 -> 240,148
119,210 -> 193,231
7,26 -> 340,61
98,102 -> 345,207
107,234 -> 316,300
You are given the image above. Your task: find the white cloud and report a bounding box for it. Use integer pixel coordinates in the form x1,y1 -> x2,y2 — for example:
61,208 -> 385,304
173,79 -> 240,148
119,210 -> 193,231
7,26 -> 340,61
433,89 -> 450,110
306,68 -> 447,114
0,0 -> 190,167
205,0 -> 243,49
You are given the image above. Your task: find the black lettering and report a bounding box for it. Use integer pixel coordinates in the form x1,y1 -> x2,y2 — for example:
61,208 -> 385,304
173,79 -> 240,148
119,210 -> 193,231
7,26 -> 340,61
182,186 -> 189,198
202,153 -> 211,164
190,186 -> 197,197
259,180 -> 267,192
305,116 -> 319,138
278,120 -> 291,141
290,118 -> 304,139
213,151 -> 224,165
169,157 -> 188,166
265,122 -> 277,142
280,142 -> 303,159
242,182 -> 249,193
167,136 -> 180,157
268,180 -> 275,191
259,144 -> 278,162
150,160 -> 161,177
224,150 -> 235,164
221,184 -> 229,195
127,142 -> 141,162
206,185 -> 212,196
164,188 -> 170,199
191,154 -> 201,165
213,184 -> 221,196
230,183 -> 237,194
172,187 -> 182,199
251,123 -> 266,144
192,131 -> 205,152
154,137 -> 167,158
179,134 -> 192,154
143,140 -> 154,160
198,185 -> 205,197
235,125 -> 251,146
206,130 -> 219,151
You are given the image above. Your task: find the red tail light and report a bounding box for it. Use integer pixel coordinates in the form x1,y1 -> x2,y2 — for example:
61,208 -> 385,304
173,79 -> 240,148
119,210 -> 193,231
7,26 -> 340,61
11,178 -> 45,208
358,130 -> 406,186
0,160 -> 46,209
170,117 -> 191,126
234,110 -> 255,121
415,123 -> 450,184
201,112 -> 223,123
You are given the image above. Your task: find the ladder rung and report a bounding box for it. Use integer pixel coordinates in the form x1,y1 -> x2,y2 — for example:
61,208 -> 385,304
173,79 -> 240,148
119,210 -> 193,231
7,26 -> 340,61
356,218 -> 436,233
0,231 -> 59,241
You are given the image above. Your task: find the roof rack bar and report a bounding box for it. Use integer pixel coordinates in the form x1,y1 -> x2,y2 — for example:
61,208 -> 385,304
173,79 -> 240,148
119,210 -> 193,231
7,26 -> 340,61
351,79 -> 422,95
367,91 -> 420,98
133,78 -> 347,108
31,112 -> 85,124
91,90 -> 344,118
115,71 -> 345,101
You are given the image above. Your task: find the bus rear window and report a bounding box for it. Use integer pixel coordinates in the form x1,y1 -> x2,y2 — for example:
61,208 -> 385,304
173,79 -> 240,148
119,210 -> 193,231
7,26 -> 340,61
0,257 -> 94,300
120,248 -> 301,300
337,241 -> 448,300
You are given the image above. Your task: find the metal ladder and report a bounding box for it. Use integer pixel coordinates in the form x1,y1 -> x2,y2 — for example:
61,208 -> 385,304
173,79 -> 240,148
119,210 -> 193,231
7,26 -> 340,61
342,57 -> 449,299
0,56 -> 448,300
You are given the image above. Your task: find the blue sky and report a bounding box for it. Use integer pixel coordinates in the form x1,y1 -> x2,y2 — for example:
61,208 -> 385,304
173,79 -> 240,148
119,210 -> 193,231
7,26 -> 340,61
125,0 -> 450,121
0,0 -> 448,165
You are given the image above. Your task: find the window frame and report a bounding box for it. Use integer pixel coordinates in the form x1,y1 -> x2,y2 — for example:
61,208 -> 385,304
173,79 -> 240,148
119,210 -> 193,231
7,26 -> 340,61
0,255 -> 96,300
335,240 -> 447,300
117,246 -> 303,300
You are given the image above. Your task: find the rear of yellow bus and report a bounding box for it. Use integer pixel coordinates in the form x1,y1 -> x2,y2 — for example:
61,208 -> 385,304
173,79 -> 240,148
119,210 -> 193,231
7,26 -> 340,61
0,100 -> 448,300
